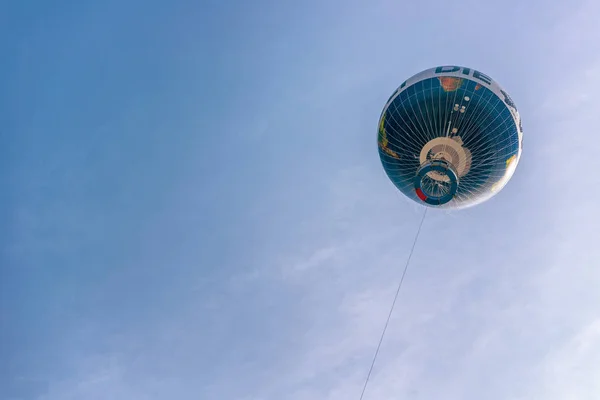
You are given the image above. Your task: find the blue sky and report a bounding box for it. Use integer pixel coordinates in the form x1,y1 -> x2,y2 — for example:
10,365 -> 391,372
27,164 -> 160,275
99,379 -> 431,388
2,0 -> 599,399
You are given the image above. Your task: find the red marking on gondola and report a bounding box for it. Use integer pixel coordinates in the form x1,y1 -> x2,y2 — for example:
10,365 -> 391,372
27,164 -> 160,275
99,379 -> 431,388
415,188 -> 427,201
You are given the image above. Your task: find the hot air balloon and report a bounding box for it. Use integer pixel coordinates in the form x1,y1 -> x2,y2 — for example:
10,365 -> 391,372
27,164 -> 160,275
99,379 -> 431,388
378,65 -> 523,209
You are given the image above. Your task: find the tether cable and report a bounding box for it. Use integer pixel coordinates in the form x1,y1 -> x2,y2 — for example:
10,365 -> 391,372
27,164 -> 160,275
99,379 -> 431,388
358,207 -> 428,400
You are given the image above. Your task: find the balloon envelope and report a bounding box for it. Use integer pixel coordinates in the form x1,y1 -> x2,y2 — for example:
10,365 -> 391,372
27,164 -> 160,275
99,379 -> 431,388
378,66 -> 523,209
